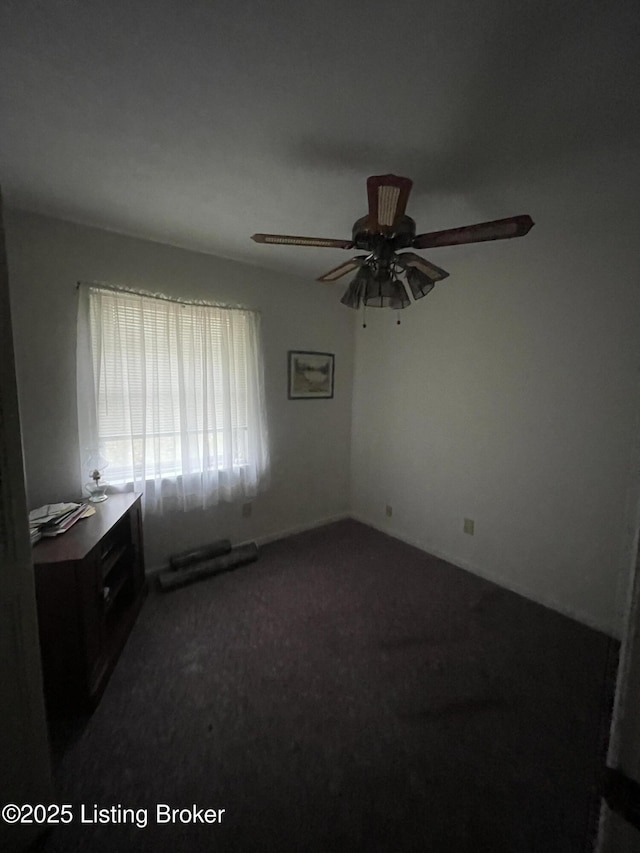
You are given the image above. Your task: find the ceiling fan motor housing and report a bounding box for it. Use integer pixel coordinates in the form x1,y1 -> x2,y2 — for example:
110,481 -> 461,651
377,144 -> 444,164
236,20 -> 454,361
351,215 -> 416,255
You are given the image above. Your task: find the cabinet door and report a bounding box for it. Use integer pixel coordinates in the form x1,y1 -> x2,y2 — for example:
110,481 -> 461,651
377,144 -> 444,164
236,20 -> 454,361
77,554 -> 108,699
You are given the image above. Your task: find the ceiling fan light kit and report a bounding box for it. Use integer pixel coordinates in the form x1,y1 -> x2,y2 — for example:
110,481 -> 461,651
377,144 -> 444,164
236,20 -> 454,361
251,174 -> 534,323
340,266 -> 368,309
362,271 -> 411,310
405,267 -> 436,301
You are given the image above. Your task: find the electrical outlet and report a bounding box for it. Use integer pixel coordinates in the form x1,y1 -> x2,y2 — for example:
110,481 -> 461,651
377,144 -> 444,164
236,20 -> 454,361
242,503 -> 253,518
463,518 -> 475,535
385,505 -> 393,518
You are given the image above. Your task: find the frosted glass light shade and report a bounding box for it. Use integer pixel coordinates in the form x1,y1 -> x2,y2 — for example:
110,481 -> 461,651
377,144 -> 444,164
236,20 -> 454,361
406,266 -> 436,300
363,272 -> 410,309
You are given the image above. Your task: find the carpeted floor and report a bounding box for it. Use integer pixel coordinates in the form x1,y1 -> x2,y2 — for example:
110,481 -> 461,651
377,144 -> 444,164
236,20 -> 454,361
39,519 -> 618,852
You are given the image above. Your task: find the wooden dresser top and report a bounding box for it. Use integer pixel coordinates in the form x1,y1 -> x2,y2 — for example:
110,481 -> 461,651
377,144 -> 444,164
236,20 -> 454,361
32,493 -> 141,565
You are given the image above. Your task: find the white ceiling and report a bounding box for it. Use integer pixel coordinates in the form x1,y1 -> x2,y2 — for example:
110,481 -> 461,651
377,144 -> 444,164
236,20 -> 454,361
1,0 -> 638,280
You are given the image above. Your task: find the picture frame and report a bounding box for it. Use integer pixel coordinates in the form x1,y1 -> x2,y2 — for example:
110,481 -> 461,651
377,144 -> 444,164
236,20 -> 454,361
288,351 -> 335,400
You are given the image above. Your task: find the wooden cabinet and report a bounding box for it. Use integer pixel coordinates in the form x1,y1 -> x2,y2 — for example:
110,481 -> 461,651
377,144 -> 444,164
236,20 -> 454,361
32,493 -> 146,716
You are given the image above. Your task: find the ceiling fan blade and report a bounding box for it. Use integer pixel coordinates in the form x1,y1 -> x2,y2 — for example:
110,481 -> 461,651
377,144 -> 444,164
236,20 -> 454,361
251,233 -> 353,249
412,214 -> 534,249
317,257 -> 365,282
366,174 -> 413,234
396,252 -> 449,282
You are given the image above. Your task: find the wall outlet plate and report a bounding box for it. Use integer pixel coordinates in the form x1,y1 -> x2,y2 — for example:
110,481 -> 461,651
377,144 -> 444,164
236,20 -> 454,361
463,518 -> 475,535
385,505 -> 393,518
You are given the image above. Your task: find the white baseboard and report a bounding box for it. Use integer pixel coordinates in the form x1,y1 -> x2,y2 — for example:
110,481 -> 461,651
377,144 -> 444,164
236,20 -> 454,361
349,511 -> 619,639
245,512 -> 351,548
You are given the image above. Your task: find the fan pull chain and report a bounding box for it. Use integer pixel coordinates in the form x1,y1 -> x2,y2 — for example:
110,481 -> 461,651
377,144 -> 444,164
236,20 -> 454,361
362,304 -> 367,329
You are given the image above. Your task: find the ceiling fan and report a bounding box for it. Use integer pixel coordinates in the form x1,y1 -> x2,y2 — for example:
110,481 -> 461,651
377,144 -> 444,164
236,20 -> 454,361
252,174 -> 534,318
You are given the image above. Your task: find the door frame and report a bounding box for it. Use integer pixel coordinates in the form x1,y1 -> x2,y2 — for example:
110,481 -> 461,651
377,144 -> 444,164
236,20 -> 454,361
596,503 -> 640,849
0,189 -> 53,852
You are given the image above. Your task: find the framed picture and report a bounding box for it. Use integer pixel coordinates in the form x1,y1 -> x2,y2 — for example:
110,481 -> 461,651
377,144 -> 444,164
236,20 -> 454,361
288,351 -> 335,399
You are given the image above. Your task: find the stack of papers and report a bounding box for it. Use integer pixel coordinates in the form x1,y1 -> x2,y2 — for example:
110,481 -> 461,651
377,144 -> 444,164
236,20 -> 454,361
29,502 -> 92,541
30,503 -> 80,527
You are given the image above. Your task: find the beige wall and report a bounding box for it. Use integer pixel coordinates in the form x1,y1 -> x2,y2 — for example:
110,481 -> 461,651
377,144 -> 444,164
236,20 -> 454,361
350,155 -> 640,638
5,209 -> 355,570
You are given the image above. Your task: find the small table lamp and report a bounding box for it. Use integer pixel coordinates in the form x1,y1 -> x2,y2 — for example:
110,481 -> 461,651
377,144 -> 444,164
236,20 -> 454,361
84,451 -> 109,502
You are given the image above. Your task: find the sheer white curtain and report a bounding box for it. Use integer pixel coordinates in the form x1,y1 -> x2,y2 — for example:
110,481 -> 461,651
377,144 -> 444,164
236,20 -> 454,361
77,284 -> 270,513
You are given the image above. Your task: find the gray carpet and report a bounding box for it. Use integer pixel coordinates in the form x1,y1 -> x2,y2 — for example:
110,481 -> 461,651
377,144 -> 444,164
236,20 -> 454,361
40,519 -> 618,852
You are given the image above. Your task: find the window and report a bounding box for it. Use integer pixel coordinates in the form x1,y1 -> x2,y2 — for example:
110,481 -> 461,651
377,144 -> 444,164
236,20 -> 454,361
77,285 -> 270,513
